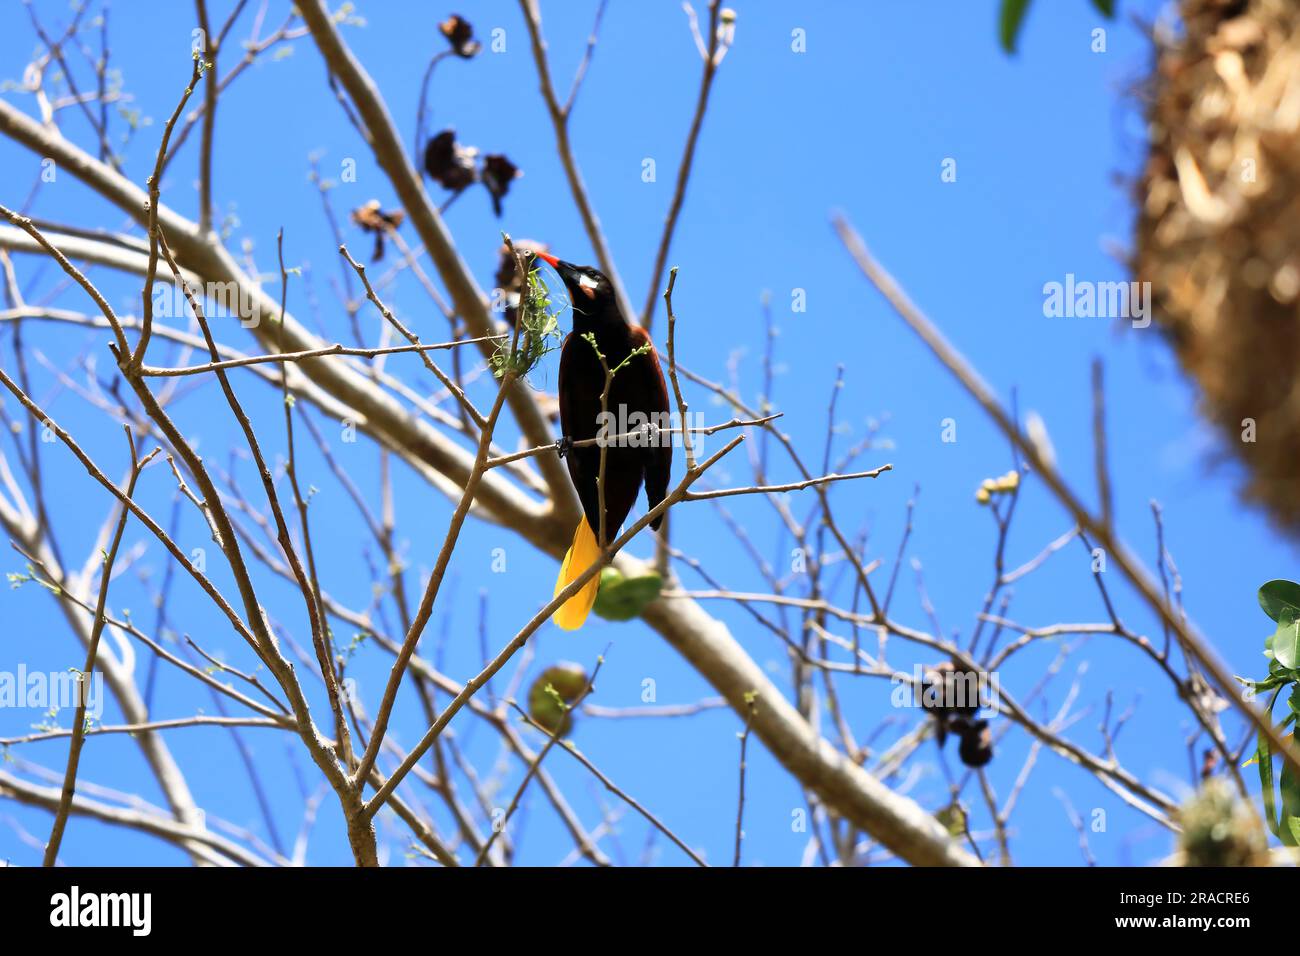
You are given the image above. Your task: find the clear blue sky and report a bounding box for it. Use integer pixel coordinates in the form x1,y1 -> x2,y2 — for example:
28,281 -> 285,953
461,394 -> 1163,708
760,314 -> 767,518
1,0 -> 1288,866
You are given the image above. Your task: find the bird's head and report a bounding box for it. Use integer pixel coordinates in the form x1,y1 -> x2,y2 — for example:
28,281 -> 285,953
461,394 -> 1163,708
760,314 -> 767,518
534,252 -> 620,325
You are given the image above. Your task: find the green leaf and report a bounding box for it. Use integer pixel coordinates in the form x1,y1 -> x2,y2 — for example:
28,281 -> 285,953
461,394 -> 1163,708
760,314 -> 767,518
999,0 -> 1033,53
1254,730 -> 1281,838
1279,755 -> 1300,847
490,265 -> 561,380
1258,579 -> 1300,623
1246,672 -> 1287,694
526,662 -> 588,738
1090,0 -> 1116,16
592,567 -> 663,622
935,803 -> 967,838
1274,607 -> 1300,670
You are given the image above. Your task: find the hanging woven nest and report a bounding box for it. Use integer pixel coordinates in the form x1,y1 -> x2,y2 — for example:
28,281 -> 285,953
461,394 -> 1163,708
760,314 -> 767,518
1136,0 -> 1300,532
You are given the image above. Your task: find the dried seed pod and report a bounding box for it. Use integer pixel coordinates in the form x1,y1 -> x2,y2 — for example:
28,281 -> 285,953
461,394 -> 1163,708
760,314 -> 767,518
423,129 -> 477,192
350,200 -> 405,261
439,14 -> 481,58
481,154 -> 521,218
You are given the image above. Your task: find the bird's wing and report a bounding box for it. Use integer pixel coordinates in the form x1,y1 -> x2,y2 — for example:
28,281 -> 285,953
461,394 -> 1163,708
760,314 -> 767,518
629,326 -> 673,528
558,332 -> 603,532
557,331 -> 579,443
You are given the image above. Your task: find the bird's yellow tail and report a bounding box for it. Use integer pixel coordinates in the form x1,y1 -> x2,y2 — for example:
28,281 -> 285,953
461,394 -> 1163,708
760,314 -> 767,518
552,519 -> 601,631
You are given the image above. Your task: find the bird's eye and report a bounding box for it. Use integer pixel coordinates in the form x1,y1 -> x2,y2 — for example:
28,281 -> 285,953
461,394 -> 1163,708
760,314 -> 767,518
577,274 -> 598,291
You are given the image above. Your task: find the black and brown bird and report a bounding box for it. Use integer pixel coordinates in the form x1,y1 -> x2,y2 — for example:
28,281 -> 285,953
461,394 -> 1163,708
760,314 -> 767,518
922,661 -> 994,768
536,253 -> 671,630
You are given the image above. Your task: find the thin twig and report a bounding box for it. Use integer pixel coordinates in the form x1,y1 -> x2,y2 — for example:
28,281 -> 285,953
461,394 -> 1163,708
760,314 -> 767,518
140,334 -> 503,377
642,0 -> 727,330
733,693 -> 757,866
509,702 -> 707,867
44,427 -> 155,865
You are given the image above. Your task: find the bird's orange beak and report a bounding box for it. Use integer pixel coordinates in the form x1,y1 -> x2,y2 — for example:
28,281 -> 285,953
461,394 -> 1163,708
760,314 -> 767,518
535,251 -> 559,268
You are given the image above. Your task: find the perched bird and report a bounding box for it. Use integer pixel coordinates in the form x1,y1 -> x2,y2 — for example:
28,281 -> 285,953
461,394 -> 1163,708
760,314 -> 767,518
536,253 -> 671,630
957,719 -> 993,768
922,661 -> 994,768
